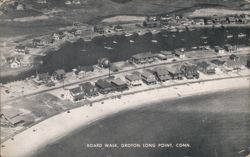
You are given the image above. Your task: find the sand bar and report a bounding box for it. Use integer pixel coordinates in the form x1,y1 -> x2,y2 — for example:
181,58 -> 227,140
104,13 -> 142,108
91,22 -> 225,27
1,76 -> 249,157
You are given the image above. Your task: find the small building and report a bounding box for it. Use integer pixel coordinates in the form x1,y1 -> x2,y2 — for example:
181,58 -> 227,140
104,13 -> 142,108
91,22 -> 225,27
32,39 -> 49,47
155,53 -> 167,60
211,59 -> 226,66
168,65 -> 183,80
174,49 -> 185,58
95,79 -> 114,94
2,109 -> 25,127
196,61 -> 216,75
214,46 -> 225,54
206,19 -> 213,25
224,60 -> 242,70
130,52 -> 155,64
7,57 -> 21,68
141,70 -> 157,84
125,73 -> 142,86
238,17 -> 249,24
93,25 -> 105,34
224,44 -> 236,52
160,51 -> 175,59
69,87 -> 85,101
52,33 -> 61,41
37,72 -> 51,83
69,28 -> 82,36
142,20 -> 161,28
229,54 -> 240,61
113,25 -> 123,31
98,58 -> 110,68
152,67 -> 171,82
111,78 -> 129,91
52,69 -> 66,80
79,82 -> 98,97
193,18 -> 205,25
181,64 -> 199,79
15,45 -> 27,54
226,16 -> 237,24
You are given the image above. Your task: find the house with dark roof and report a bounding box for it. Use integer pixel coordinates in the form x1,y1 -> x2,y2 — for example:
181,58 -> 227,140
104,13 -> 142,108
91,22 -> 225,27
214,46 -> 225,54
141,70 -> 157,84
173,49 -> 185,58
168,65 -> 183,80
15,45 -> 27,54
93,25 -> 105,34
229,54 -> 240,61
125,73 -> 142,86
130,52 -> 155,64
95,79 -> 114,94
111,78 -> 129,91
52,69 -> 66,80
79,82 -> 98,97
196,61 -> 216,75
181,64 -> 199,79
211,59 -> 226,66
69,87 -> 85,101
152,67 -> 171,82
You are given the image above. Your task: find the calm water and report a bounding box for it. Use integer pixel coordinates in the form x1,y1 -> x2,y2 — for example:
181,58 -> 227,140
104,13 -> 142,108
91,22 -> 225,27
1,26 -> 250,83
33,88 -> 250,157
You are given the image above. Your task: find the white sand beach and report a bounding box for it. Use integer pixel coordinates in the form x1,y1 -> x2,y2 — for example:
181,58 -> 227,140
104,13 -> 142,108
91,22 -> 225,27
1,76 -> 249,157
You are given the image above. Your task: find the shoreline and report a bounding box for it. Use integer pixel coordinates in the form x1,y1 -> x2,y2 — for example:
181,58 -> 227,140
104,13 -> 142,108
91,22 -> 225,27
1,76 -> 249,157
0,24 -> 249,82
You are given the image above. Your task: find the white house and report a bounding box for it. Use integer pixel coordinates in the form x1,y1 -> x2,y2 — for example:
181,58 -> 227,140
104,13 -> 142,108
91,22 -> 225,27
125,74 -> 142,86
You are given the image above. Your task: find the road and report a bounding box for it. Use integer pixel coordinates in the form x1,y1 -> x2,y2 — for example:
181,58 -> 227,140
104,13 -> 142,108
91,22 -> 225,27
2,52 -> 250,104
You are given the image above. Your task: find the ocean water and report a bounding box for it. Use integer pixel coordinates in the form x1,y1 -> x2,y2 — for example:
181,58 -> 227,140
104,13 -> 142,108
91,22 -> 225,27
32,88 -> 250,157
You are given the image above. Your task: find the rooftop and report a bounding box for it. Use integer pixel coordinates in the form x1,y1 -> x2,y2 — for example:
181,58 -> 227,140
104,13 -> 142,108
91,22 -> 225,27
125,74 -> 141,81
111,78 -> 127,86
168,65 -> 182,74
95,79 -> 113,89
79,82 -> 95,90
69,87 -> 82,95
141,70 -> 154,78
153,67 -> 169,75
131,52 -> 154,60
54,69 -> 66,75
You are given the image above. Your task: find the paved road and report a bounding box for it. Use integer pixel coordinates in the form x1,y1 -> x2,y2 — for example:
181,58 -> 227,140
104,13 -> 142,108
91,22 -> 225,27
2,52 -> 250,104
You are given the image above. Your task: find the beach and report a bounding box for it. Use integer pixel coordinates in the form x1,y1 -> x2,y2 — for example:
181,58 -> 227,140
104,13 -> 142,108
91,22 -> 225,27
1,76 -> 249,157
33,88 -> 250,157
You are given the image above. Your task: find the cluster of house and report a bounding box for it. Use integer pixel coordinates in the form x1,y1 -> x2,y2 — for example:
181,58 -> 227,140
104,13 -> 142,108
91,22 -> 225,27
93,24 -> 124,34
67,50 -> 249,102
67,62 -> 205,101
142,14 -> 250,28
33,69 -> 66,86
